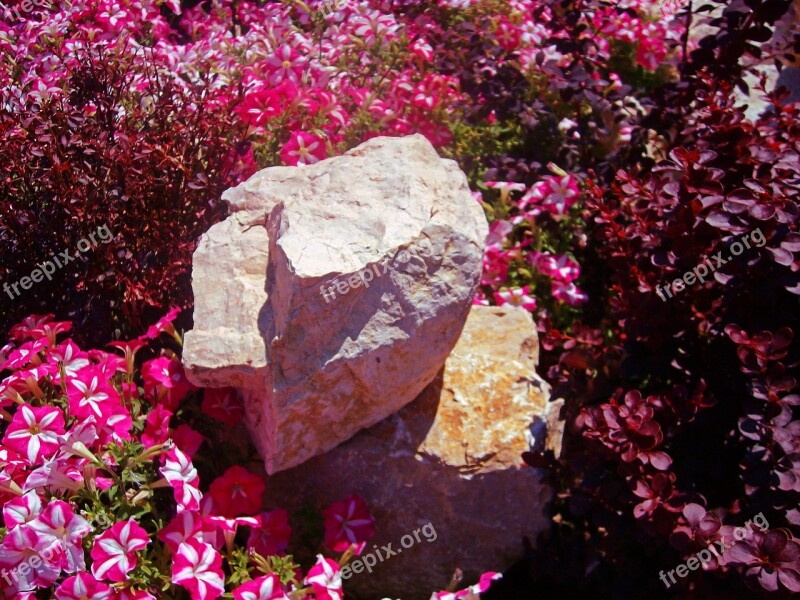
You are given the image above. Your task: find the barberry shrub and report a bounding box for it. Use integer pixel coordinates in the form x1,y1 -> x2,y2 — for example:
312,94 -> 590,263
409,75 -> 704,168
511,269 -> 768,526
0,30 -> 250,346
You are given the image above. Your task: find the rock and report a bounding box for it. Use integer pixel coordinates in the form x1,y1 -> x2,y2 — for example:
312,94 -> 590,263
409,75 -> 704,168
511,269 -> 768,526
262,305 -> 559,600
183,135 -> 488,474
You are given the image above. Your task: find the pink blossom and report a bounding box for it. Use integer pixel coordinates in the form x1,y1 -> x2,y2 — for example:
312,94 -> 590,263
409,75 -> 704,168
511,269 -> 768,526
172,538 -> 225,600
23,455 -> 84,493
209,465 -> 265,517
46,340 -> 90,381
0,524 -> 63,589
3,490 -> 42,528
495,17 -> 521,51
201,388 -> 244,426
247,508 -> 292,557
3,405 -> 65,465
158,511 -> 210,553
90,519 -> 150,582
9,315 -> 54,341
142,357 -> 194,410
280,131 -> 327,166
232,574 -> 289,600
141,405 -> 173,448
533,252 -> 581,283
304,554 -> 343,600
322,494 -> 375,553
159,446 -> 203,511
29,499 -> 92,573
265,45 -> 307,85
107,340 -> 146,376
141,307 -> 181,341
67,369 -> 121,421
521,174 -> 580,217
172,424 -> 205,458
55,572 -> 112,600
551,280 -> 589,305
494,286 -> 538,311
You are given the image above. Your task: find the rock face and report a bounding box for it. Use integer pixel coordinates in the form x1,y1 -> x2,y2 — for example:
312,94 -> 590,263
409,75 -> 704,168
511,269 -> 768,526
262,306 -> 558,600
183,135 -> 488,474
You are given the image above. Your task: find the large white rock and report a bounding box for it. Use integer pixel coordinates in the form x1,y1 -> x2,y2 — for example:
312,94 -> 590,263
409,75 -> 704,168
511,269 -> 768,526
183,135 -> 488,473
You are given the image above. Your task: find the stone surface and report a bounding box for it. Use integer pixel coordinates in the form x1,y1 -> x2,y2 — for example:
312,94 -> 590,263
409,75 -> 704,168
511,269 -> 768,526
183,135 -> 488,474
262,305 -> 559,600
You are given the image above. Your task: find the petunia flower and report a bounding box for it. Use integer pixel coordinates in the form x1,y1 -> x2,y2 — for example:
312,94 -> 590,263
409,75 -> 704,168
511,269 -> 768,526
280,132 -> 327,166
3,489 -> 43,529
304,554 -> 343,600
208,465 -> 265,517
90,519 -> 150,582
55,572 -> 112,600
494,286 -> 538,311
322,494 -> 375,553
66,368 -> 122,421
29,499 -> 92,573
232,574 -> 289,600
201,388 -> 244,426
172,538 -> 225,600
246,508 -> 292,557
159,445 -> 203,511
3,404 -> 65,465
141,357 -> 194,410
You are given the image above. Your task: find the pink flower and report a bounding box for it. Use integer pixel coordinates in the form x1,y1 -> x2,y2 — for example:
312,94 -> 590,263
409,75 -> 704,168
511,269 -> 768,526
494,286 -> 538,311
3,404 -> 65,465
47,340 -> 90,381
142,357 -> 194,410
158,511 -> 211,553
551,280 -> 589,306
172,424 -> 205,458
29,499 -> 92,573
209,465 -> 265,517
532,252 -> 581,283
107,340 -> 146,376
90,519 -> 150,582
159,446 -> 202,511
247,508 -> 292,557
172,538 -> 225,600
232,574 -> 289,600
521,174 -> 580,217
201,388 -> 244,426
3,490 -> 43,529
410,38 -> 434,62
322,495 -> 375,553
141,405 -> 173,448
238,81 -> 299,128
55,572 -> 112,600
495,17 -> 521,51
9,314 -> 54,341
265,45 -> 307,85
280,132 -> 327,166
304,554 -> 343,600
141,307 -> 181,341
67,368 -> 122,421
0,523 -> 63,589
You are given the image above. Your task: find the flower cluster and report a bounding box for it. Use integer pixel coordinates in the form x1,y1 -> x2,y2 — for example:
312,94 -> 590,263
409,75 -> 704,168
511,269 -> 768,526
1,311 -> 449,598
0,0 -> 686,344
